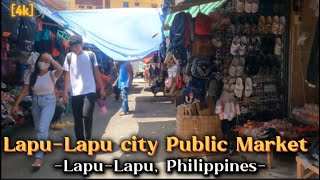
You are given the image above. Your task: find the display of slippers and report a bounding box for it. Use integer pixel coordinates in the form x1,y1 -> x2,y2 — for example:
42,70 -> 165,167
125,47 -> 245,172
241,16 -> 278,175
266,16 -> 273,34
274,37 -> 282,56
236,57 -> 246,77
279,16 -> 286,35
244,77 -> 253,97
258,16 -> 266,34
249,16 -> 258,34
236,0 -> 245,13
234,78 -> 244,98
244,0 -> 253,13
252,0 -> 259,13
230,36 -> 241,55
229,57 -> 239,77
239,36 -> 247,56
272,16 -> 280,35
244,22 -> 251,34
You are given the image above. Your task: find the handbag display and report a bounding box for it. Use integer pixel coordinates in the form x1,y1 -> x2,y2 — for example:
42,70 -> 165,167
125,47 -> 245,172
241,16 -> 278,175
191,57 -> 218,80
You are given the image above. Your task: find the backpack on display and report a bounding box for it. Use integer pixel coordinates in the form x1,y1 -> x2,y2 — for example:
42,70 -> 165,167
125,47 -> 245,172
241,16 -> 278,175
170,12 -> 186,48
172,47 -> 188,67
191,57 -> 217,80
184,13 -> 192,48
34,28 -> 52,53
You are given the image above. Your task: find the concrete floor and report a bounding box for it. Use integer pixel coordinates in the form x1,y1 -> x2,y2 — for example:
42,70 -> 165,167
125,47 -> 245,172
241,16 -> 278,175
1,78 -> 302,179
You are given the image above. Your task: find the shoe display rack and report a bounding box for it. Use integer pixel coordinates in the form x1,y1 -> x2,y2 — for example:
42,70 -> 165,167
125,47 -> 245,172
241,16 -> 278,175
213,0 -> 290,123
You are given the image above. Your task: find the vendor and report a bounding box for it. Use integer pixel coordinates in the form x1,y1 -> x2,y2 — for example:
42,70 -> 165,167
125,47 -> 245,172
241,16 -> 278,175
151,64 -> 168,96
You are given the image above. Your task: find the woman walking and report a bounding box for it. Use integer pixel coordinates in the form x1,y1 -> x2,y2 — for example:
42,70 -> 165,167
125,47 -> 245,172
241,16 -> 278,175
13,52 -> 63,170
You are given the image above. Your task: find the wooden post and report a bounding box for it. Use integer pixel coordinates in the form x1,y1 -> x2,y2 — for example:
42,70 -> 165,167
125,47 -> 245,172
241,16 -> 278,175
267,151 -> 273,169
296,156 -> 305,179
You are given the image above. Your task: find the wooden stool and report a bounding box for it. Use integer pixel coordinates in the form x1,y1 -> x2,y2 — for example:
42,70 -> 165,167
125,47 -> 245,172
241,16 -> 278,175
296,156 -> 319,179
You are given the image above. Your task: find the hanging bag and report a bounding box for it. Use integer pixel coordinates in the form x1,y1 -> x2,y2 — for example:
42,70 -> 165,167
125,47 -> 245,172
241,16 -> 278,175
195,13 -> 212,36
170,12 -> 186,47
191,57 -> 217,79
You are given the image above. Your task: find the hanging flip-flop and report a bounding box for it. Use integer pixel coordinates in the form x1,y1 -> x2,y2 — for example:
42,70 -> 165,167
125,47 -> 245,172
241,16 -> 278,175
252,0 -> 259,13
228,56 -> 239,77
258,16 -> 266,34
230,36 -> 241,56
279,16 -> 286,35
239,36 -> 247,56
244,77 -> 253,97
272,16 -> 280,35
244,0 -> 253,13
236,0 -> 245,13
236,57 -> 246,77
234,78 -> 244,98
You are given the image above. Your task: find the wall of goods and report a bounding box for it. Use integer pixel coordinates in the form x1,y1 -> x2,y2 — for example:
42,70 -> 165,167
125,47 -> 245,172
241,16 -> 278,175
1,16 -> 70,133
163,0 -> 319,150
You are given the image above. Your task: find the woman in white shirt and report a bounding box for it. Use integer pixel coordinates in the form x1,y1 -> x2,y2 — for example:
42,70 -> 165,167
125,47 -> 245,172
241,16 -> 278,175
13,52 -> 63,170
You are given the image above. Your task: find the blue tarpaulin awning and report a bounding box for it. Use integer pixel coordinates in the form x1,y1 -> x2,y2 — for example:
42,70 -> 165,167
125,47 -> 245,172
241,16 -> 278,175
32,0 -> 163,61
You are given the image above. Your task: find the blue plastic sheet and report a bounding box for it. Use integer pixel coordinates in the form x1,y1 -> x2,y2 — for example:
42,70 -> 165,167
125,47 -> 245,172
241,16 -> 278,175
56,8 -> 163,61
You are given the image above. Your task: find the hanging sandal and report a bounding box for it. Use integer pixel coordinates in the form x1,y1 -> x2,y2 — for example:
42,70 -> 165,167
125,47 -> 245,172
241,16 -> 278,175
258,16 -> 266,34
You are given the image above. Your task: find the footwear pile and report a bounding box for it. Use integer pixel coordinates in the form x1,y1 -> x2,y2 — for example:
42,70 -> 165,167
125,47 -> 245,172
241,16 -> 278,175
292,104 -> 319,125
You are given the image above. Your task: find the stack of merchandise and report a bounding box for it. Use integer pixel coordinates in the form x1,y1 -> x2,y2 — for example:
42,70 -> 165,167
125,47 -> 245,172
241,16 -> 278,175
234,119 -> 319,140
1,90 -> 32,130
292,104 -> 319,125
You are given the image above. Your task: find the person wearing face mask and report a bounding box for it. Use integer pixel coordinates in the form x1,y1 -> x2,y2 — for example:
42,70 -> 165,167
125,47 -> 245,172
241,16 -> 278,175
12,52 -> 63,171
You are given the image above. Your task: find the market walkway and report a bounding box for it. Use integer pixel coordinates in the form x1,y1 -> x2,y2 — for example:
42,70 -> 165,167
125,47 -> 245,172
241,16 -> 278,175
1,78 -> 297,179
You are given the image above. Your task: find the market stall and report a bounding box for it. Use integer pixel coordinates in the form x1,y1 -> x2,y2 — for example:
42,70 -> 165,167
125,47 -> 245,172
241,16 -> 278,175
162,0 -> 319,166
1,1 -> 71,135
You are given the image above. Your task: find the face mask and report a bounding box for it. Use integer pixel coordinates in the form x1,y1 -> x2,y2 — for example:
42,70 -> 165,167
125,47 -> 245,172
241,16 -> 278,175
38,62 -> 50,70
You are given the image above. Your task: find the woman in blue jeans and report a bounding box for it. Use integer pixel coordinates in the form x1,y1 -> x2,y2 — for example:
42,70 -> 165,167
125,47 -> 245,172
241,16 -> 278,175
13,52 -> 63,170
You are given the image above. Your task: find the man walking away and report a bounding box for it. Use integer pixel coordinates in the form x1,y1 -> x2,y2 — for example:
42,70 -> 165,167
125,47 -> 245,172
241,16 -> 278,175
113,61 -> 133,116
63,35 -> 106,141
